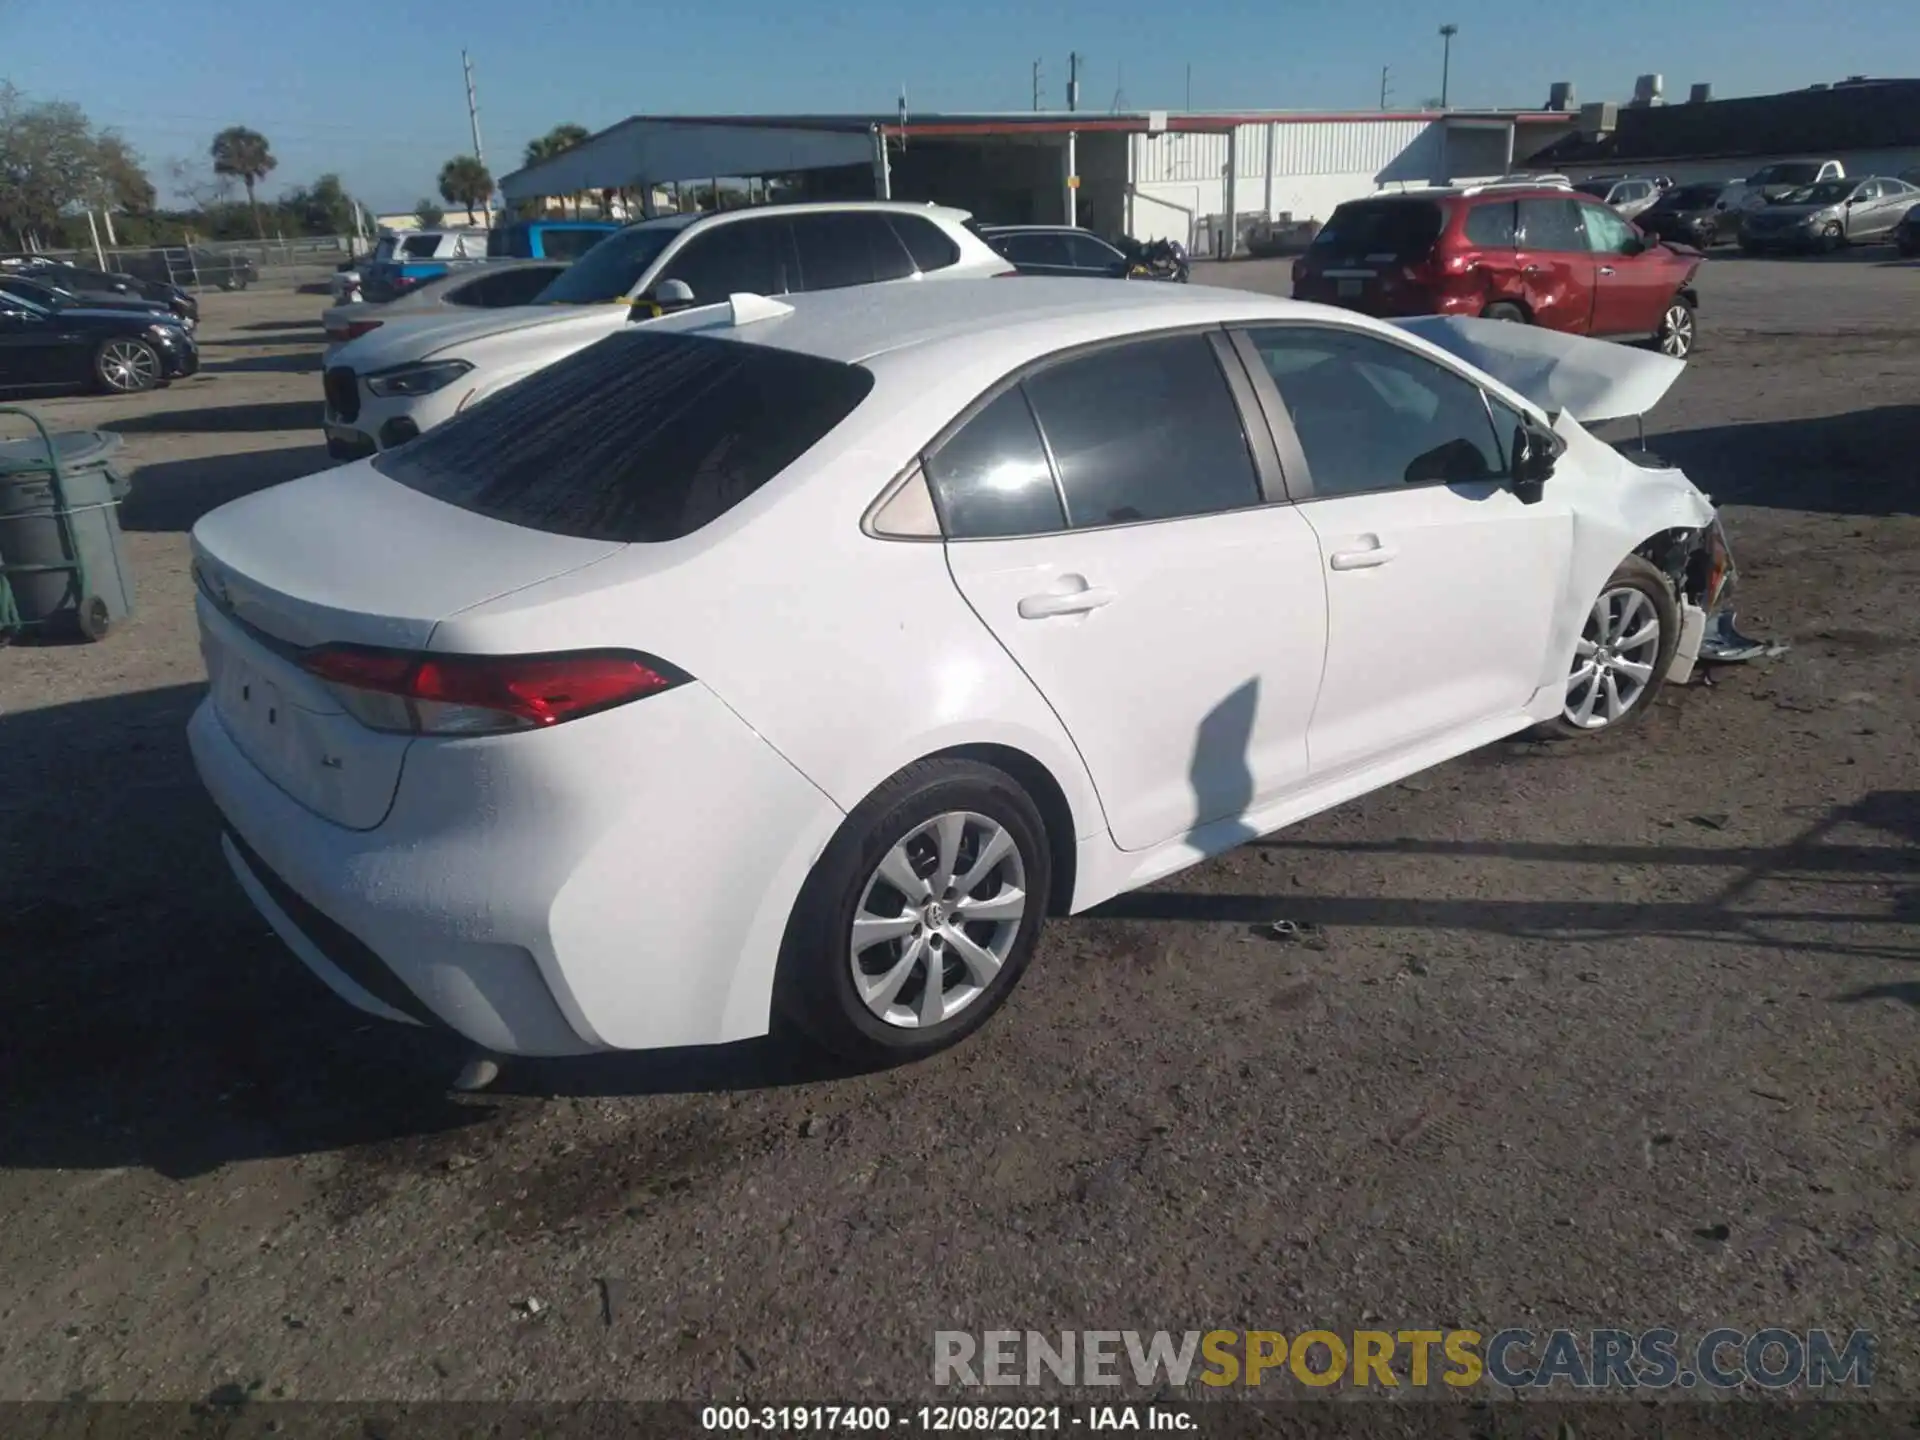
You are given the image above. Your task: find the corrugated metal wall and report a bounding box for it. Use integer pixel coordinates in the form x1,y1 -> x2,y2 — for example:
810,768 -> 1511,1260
1129,119 -> 1441,184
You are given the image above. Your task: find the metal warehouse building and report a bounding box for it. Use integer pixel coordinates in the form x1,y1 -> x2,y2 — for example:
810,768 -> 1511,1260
497,108 -> 1578,251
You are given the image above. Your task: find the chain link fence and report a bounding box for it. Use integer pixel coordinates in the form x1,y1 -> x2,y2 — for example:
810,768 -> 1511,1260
2,234 -> 357,295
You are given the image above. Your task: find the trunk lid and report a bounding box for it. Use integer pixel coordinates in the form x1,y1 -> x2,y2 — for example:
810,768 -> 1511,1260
191,461 -> 623,829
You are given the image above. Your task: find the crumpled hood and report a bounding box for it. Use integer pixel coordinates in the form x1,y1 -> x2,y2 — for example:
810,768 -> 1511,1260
1391,314 -> 1686,424
329,302 -> 630,371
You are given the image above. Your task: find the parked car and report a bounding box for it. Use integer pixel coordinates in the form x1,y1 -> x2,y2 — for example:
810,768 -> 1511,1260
0,281 -> 198,393
322,260 -> 569,362
975,225 -> 1132,278
2,256 -> 199,325
116,246 -> 259,291
1572,176 -> 1666,220
1291,184 -> 1704,357
1635,181 -> 1741,248
359,228 -> 491,303
1739,176 -> 1920,252
1895,203 -> 1920,257
1728,159 -> 1847,213
189,278 -> 1756,1066
0,274 -> 190,333
485,220 -> 621,261
321,202 -> 1012,460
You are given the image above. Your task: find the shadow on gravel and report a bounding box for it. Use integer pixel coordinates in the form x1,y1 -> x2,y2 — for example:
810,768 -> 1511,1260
1636,404 -> 1920,516
199,332 -> 326,349
236,319 -> 325,331
1100,790 -> 1920,967
0,685 -> 482,1179
199,351 -> 323,376
121,445 -> 333,530
106,400 -> 323,435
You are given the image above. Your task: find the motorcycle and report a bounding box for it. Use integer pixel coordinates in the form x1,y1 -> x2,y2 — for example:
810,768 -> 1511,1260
1116,235 -> 1191,283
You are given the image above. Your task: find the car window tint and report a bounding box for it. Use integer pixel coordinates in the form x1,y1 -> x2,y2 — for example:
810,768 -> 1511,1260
1463,201 -> 1518,247
998,232 -> 1073,266
1243,326 -> 1505,495
1483,394 -> 1528,475
1518,197 -> 1587,251
888,215 -> 962,272
1023,334 -> 1261,528
1313,200 -> 1443,261
790,213 -> 914,290
1580,204 -> 1637,253
1066,234 -> 1122,269
655,219 -> 786,301
373,330 -> 872,543
401,235 -> 439,258
924,388 -> 1065,539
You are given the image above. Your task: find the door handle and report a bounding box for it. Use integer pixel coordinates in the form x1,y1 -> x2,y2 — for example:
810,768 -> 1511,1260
1599,265 -> 1616,276
1017,580 -> 1116,619
1522,263 -> 1540,274
1329,543 -> 1399,571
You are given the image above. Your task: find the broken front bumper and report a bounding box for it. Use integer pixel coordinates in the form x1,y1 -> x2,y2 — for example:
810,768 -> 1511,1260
1694,515 -> 1778,664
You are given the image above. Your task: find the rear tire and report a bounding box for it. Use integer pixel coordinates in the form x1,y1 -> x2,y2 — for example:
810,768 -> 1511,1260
775,759 -> 1052,1065
1481,301 -> 1527,324
1536,555 -> 1679,741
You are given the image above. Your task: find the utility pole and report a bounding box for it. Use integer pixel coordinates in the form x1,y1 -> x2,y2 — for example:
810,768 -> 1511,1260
1185,63 -> 1192,111
1032,59 -> 1043,111
1380,66 -> 1392,109
1066,52 -> 1081,228
462,48 -> 491,226
1438,25 -> 1458,109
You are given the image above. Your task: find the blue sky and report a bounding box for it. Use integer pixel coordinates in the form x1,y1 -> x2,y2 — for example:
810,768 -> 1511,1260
5,0 -> 1915,213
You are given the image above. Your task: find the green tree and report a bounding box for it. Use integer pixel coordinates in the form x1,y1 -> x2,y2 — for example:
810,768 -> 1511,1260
280,171 -> 353,235
210,125 -> 277,237
413,197 -> 446,227
0,84 -> 99,248
437,155 -> 494,224
521,122 -> 591,215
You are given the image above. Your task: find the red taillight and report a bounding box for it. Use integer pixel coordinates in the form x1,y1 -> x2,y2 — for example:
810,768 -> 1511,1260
297,645 -> 687,735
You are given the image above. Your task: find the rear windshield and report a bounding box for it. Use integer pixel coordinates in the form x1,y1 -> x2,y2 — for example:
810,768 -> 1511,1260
1750,163 -> 1820,186
1655,184 -> 1723,209
372,329 -> 875,543
1311,201 -> 1443,260
533,225 -> 680,304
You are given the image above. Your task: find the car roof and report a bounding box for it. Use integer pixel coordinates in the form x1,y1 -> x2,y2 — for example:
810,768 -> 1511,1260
645,277 -> 1322,368
623,200 -> 975,236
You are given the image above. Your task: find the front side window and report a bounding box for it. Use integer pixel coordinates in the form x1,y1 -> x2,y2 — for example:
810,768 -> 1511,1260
372,330 -> 873,543
1067,234 -> 1125,269
541,227 -> 615,260
1580,204 -> 1638,253
533,224 -> 681,303
924,388 -> 1065,539
1242,326 -> 1506,496
1024,334 -> 1262,528
653,220 -> 787,301
790,213 -> 916,290
997,232 -> 1072,267
1518,197 -> 1587,252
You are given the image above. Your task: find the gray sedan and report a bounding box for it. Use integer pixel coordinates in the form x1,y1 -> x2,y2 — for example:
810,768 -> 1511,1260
320,259 -> 567,363
1739,176 -> 1920,253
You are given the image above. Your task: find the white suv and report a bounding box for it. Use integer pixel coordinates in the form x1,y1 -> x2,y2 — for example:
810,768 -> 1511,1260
321,202 -> 1012,460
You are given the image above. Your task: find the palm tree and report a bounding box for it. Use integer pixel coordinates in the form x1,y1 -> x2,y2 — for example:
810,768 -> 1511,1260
438,155 -> 494,225
521,123 -> 592,216
210,126 -> 277,238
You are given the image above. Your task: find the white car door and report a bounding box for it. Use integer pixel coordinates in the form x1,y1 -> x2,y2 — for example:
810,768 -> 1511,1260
1230,323 -> 1575,779
935,330 -> 1329,853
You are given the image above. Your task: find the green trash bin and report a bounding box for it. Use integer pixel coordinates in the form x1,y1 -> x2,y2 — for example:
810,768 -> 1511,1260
0,410 -> 137,642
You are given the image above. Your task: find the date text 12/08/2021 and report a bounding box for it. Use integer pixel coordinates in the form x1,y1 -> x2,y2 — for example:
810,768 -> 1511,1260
700,1406 -> 1192,1432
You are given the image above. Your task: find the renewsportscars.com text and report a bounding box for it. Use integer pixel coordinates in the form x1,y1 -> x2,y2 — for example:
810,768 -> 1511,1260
934,1328 -> 1874,1391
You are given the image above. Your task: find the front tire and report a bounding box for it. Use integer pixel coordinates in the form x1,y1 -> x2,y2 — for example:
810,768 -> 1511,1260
1653,297 -> 1696,358
1820,221 -> 1845,252
1537,555 -> 1679,740
95,337 -> 161,394
775,759 -> 1052,1065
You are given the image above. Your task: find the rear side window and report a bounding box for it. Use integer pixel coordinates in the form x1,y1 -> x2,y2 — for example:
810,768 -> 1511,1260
791,214 -> 917,290
400,235 -> 439,258
888,215 -> 962,272
925,388 -> 1065,539
1518,197 -> 1586,251
1025,334 -> 1262,528
541,227 -> 614,260
1312,201 -> 1443,260
372,330 -> 874,543
998,232 -> 1072,266
1463,201 -> 1518,247
1067,234 -> 1123,268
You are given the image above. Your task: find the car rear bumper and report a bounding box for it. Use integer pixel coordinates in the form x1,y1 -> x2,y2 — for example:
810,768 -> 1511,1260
188,679 -> 845,1056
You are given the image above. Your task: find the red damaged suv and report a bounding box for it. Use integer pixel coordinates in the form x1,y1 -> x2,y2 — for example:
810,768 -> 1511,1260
1291,183 -> 1704,358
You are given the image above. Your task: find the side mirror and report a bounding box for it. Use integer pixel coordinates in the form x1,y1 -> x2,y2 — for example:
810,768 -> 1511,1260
653,278 -> 695,307
1510,422 -> 1562,502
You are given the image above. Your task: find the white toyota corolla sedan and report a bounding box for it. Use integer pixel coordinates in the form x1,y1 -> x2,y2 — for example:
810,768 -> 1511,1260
189,279 -> 1751,1067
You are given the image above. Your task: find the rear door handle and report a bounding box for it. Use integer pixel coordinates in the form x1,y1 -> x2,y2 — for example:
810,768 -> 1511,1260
1017,582 -> 1116,619
1329,543 -> 1399,571
1599,265 -> 1616,276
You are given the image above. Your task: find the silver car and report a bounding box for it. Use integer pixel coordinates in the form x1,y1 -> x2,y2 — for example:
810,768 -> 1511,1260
320,259 -> 568,364
1739,176 -> 1920,253
1572,176 -> 1666,220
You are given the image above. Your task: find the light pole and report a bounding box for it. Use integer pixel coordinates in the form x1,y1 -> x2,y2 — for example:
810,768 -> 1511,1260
1438,24 -> 1458,109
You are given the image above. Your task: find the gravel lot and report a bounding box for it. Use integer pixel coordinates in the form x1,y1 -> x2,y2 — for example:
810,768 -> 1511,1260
1,253 -> 1916,1405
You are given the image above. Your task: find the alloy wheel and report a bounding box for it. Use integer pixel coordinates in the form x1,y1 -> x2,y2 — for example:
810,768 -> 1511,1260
1658,304 -> 1695,358
849,810 -> 1028,1029
1564,586 -> 1664,730
99,340 -> 158,393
